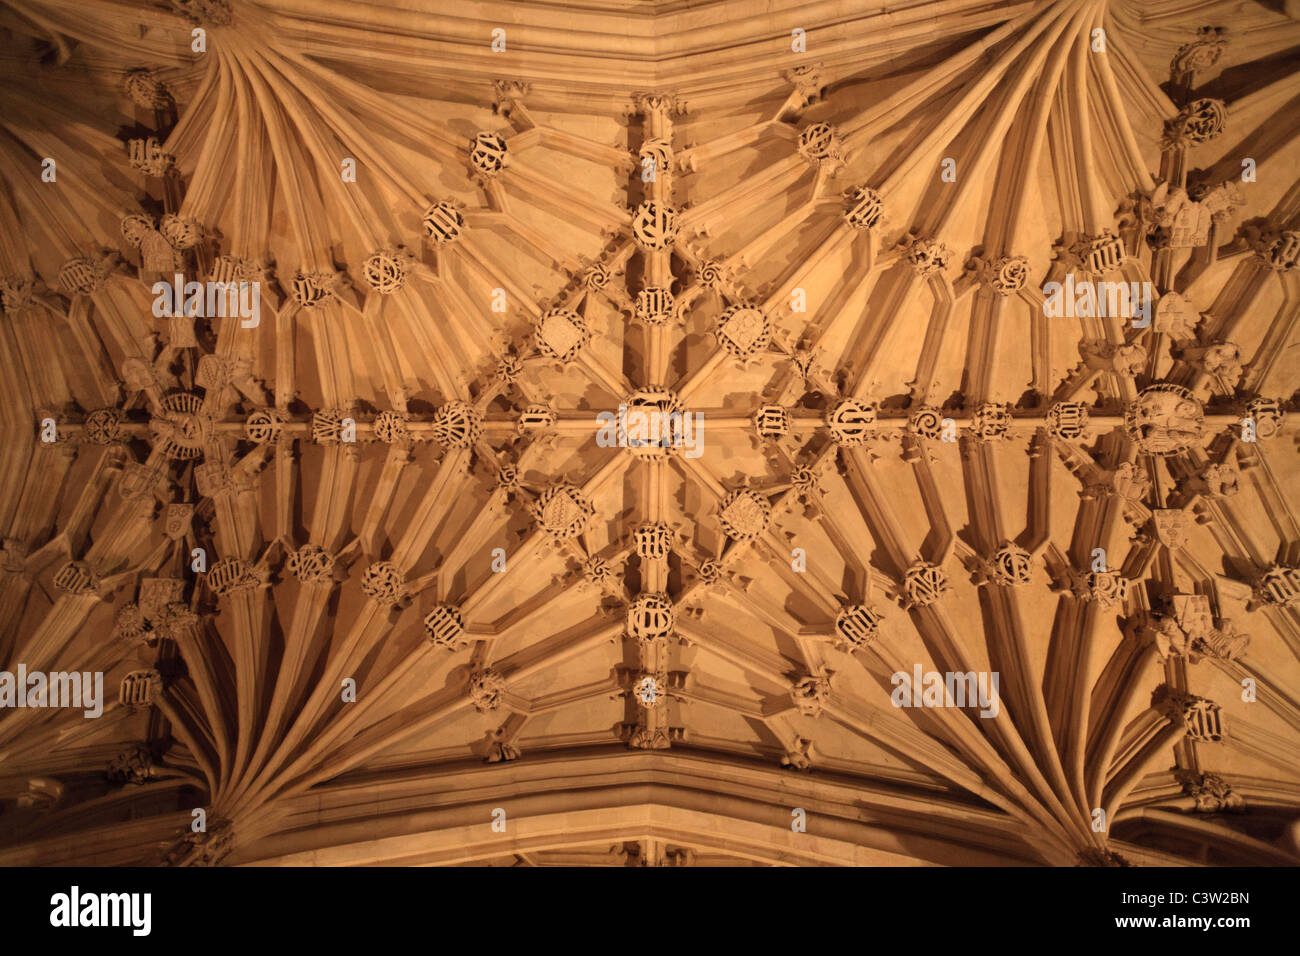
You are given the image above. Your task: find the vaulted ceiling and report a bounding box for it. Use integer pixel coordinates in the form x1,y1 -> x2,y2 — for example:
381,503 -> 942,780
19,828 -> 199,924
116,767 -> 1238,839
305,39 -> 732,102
1,0 -> 1299,867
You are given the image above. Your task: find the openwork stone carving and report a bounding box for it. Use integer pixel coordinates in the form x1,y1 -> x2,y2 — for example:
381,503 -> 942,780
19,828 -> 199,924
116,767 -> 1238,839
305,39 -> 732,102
631,200 -> 679,250
904,563 -> 949,607
285,544 -> 334,583
1244,398 -> 1283,439
627,593 -> 674,643
1124,384 -> 1204,456
497,465 -> 519,494
715,304 -> 771,359
159,214 -> 202,249
54,561 -> 98,596
82,408 -> 122,445
1256,231 -> 1300,272
468,131 -> 509,177
696,259 -> 730,290
1047,402 -> 1089,440
790,465 -> 820,497
826,398 -> 877,445
639,137 -> 673,176
432,401 -> 483,448
469,669 -> 506,713
58,257 -> 110,296
113,603 -> 151,644
796,122 -> 842,164
988,255 -> 1029,295
196,354 -> 251,393
1165,98 -> 1227,147
695,559 -> 722,588
517,405 -> 550,436
118,212 -> 154,247
633,522 -> 672,560
1071,230 -> 1126,274
753,404 -> 790,439
834,604 -> 882,649
245,408 -> 285,444
424,604 -> 466,649
717,489 -> 771,540
582,555 -> 616,590
208,558 -> 263,597
312,408 -> 353,444
844,186 -> 884,230
635,287 -> 675,325
534,483 -> 593,538
970,403 -> 1011,442
290,271 -> 343,307
209,255 -> 261,284
422,202 -> 464,244
1084,569 -> 1129,608
373,410 -> 412,444
119,669 -> 163,707
127,137 -> 173,176
620,387 -> 683,457
909,406 -> 944,441
535,308 -> 590,362
1148,593 -> 1209,660
360,561 -> 407,607
1155,688 -> 1224,743
1254,566 -> 1300,608
362,249 -> 410,294
992,543 -> 1034,586
585,262 -> 612,291
152,393 -> 213,459
496,353 -> 522,383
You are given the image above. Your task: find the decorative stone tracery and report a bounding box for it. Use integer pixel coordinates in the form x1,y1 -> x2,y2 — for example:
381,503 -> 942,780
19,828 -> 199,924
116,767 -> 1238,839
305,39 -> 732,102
1124,384 -> 1204,456
826,399 -> 877,445
717,489 -> 771,541
534,483 -> 593,538
631,200 -> 679,250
